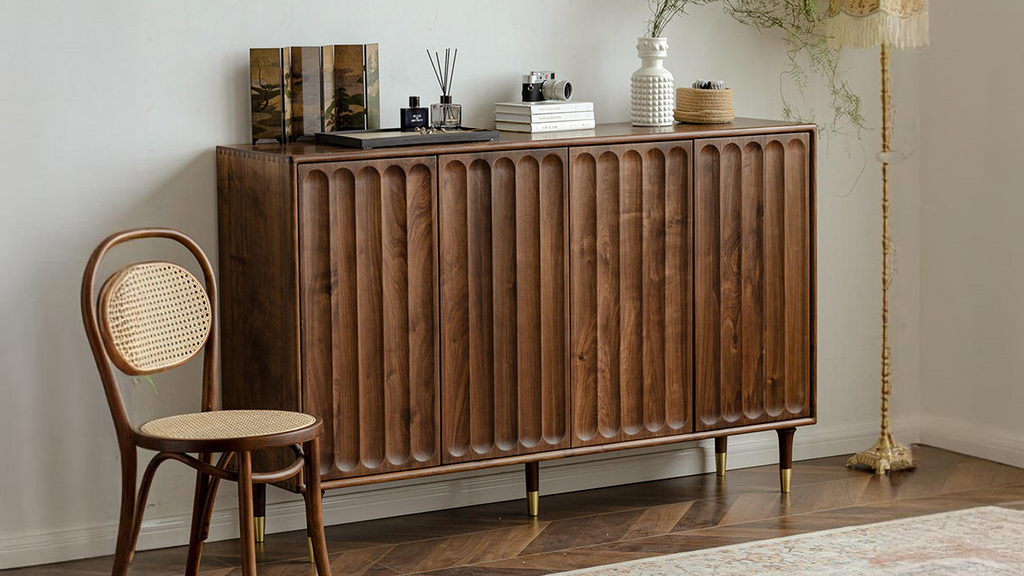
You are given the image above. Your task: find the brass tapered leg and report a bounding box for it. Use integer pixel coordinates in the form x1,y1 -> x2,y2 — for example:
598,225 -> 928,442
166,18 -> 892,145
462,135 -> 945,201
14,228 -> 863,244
714,437 -> 727,477
715,453 -> 727,477
253,483 -> 266,544
780,468 -> 792,493
307,537 -> 315,564
778,428 -> 795,494
254,517 -> 266,544
527,491 -> 540,517
526,461 -> 540,517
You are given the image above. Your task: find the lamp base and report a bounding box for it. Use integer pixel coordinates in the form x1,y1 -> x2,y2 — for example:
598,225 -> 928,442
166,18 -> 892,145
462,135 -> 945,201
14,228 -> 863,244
846,432 -> 914,475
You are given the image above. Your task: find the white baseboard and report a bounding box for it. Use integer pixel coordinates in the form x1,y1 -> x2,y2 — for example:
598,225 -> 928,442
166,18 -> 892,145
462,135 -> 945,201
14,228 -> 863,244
919,418 -> 1024,469
0,420 -> 911,569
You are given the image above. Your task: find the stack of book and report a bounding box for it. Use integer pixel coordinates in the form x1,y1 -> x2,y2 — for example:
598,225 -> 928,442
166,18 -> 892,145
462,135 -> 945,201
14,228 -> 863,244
494,101 -> 595,133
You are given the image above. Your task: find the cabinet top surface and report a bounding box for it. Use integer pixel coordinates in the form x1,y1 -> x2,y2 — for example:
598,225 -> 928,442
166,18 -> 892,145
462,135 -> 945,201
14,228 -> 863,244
219,118 -> 815,164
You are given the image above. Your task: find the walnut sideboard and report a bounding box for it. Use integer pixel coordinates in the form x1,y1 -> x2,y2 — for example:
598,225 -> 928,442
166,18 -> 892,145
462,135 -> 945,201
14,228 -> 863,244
216,119 -> 817,535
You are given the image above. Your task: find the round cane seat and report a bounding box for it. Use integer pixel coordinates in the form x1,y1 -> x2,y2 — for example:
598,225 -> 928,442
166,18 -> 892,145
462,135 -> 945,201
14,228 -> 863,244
140,409 -> 317,441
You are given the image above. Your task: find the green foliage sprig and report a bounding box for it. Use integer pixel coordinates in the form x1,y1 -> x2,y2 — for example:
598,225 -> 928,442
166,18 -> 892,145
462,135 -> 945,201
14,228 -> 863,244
646,0 -> 865,137
133,375 -> 158,395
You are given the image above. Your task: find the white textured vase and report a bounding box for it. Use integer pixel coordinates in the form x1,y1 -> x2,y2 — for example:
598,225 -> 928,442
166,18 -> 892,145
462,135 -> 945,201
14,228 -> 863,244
630,37 -> 675,127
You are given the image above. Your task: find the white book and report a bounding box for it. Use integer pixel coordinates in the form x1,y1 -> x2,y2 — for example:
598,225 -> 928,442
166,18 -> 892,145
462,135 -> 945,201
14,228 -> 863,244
495,119 -> 597,133
495,111 -> 595,123
494,101 -> 594,115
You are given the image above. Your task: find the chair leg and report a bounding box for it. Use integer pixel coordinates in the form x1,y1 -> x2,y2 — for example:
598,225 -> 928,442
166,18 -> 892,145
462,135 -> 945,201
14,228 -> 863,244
185,470 -> 211,576
303,438 -> 332,576
111,449 -> 137,576
237,451 -> 257,576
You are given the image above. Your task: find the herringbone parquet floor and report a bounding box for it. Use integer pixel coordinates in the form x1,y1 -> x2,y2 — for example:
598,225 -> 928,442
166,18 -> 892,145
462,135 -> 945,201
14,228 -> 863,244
8,445 -> 1024,576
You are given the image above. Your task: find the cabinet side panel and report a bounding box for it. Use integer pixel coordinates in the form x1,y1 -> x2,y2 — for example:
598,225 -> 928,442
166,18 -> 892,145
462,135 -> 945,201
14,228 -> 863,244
217,148 -> 301,486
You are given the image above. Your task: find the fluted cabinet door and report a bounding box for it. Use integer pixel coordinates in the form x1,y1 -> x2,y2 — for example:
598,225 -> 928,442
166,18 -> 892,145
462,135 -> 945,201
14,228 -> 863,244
694,134 -> 814,431
439,149 -> 570,463
297,157 -> 440,479
569,141 -> 693,447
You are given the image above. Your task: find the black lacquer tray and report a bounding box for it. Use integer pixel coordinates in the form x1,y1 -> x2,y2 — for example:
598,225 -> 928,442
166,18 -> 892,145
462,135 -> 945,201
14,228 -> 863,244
315,127 -> 499,149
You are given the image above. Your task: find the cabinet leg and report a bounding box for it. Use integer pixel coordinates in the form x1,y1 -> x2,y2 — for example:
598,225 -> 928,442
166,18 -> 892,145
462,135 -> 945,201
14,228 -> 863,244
777,427 -> 796,493
253,483 -> 266,544
714,437 -> 728,477
525,462 -> 539,517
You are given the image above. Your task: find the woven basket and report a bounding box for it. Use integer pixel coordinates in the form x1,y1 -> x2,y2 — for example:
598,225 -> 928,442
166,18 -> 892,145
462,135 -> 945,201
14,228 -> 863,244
675,87 -> 735,124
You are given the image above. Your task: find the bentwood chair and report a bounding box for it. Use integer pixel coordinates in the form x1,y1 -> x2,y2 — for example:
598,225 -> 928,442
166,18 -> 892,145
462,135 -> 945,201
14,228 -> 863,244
81,228 -> 332,576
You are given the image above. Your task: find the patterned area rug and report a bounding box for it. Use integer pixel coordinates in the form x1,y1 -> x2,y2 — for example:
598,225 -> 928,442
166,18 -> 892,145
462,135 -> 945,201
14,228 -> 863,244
555,506 -> 1024,575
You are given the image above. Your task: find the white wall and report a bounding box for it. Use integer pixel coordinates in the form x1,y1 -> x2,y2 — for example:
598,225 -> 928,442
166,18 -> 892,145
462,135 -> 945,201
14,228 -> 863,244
918,1 -> 1024,467
0,0 -> 920,568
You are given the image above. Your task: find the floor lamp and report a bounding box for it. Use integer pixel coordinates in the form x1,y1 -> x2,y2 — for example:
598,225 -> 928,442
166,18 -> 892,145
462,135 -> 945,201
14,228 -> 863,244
827,0 -> 929,474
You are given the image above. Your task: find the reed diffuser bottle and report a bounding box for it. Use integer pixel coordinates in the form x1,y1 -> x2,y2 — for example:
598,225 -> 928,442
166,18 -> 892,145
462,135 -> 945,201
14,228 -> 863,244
428,48 -> 462,129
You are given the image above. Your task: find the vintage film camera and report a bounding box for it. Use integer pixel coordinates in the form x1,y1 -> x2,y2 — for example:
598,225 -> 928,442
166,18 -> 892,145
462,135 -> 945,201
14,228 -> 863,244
521,71 -> 573,102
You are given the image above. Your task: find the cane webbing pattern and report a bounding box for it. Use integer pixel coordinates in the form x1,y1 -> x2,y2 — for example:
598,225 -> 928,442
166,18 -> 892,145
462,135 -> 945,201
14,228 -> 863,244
101,262 -> 211,373
139,409 -> 316,441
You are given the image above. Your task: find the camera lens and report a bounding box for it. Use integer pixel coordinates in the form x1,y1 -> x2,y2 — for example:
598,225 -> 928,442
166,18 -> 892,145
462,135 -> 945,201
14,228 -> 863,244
541,79 -> 573,101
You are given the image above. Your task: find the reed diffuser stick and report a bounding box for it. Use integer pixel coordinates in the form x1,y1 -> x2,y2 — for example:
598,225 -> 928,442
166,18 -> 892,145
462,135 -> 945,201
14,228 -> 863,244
427,48 -> 459,97
449,49 -> 458,93
426,49 -> 443,90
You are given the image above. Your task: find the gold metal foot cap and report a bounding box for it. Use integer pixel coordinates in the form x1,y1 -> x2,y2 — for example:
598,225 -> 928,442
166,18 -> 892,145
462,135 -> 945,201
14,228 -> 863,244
780,468 -> 792,493
307,536 -> 314,563
527,490 -> 539,517
254,516 -> 266,544
715,452 -> 727,477
846,433 -> 914,475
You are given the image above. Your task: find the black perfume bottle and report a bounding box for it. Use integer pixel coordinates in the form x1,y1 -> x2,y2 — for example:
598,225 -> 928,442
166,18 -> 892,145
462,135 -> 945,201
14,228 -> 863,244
400,96 -> 428,131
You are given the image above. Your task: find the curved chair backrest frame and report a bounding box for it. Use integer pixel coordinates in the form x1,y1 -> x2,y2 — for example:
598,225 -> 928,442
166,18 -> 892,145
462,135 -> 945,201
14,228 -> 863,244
81,228 -> 219,447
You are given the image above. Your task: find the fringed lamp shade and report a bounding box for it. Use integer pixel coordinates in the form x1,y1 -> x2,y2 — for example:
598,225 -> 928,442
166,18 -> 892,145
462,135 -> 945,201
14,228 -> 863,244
827,0 -> 929,49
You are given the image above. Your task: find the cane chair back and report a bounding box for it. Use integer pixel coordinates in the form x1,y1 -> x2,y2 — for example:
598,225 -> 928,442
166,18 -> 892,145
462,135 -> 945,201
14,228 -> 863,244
82,229 -> 219,440
99,261 -> 212,375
